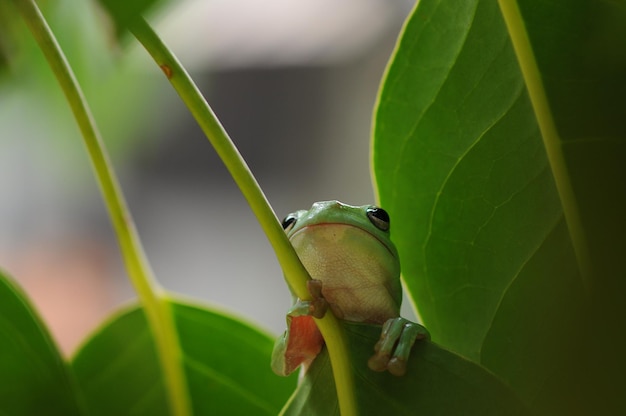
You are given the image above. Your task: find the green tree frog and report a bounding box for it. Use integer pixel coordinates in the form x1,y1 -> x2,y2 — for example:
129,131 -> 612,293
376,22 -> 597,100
271,201 -> 428,377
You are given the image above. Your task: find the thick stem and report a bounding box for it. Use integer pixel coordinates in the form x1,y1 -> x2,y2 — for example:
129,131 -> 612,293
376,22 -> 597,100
129,17 -> 357,416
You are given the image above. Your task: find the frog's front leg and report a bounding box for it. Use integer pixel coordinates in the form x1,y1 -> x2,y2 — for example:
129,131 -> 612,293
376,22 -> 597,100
271,280 -> 328,376
367,317 -> 429,376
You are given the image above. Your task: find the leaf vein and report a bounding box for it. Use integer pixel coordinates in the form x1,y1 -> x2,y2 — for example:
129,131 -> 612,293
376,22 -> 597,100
184,355 -> 276,415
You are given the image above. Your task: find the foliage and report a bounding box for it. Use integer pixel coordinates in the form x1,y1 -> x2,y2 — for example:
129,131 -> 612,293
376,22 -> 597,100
373,0 -> 626,415
282,322 -> 530,415
0,269 -> 296,415
1,0 -> 624,415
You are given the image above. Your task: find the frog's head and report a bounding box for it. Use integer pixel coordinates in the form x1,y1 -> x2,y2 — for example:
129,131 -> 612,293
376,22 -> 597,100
282,201 -> 398,256
282,201 -> 402,320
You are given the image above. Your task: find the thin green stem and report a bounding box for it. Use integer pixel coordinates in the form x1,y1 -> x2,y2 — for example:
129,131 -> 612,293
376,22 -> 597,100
14,1 -> 191,415
128,17 -> 357,416
129,17 -> 309,298
497,0 -> 593,288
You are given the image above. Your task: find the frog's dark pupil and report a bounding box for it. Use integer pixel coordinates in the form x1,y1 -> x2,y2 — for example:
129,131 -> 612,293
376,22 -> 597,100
282,215 -> 297,230
367,207 -> 390,231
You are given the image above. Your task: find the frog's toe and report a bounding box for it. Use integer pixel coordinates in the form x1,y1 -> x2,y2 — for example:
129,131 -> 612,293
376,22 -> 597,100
306,279 -> 328,318
387,356 -> 408,377
367,351 -> 391,372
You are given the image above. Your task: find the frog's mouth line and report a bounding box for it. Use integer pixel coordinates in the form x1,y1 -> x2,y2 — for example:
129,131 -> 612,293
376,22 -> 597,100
289,222 -> 397,258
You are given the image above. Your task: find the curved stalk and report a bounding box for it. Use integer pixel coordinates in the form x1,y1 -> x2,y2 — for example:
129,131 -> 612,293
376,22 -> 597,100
497,0 -> 592,288
128,17 -> 357,416
14,1 -> 191,415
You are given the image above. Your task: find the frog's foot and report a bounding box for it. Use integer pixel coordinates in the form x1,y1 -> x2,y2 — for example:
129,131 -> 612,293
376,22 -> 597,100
287,279 -> 328,319
367,317 -> 429,376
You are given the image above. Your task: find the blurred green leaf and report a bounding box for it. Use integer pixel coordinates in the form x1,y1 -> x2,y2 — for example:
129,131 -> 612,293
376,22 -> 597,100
373,0 -> 626,414
282,322 -> 531,415
71,299 -> 297,415
0,0 -> 22,75
173,302 -> 298,414
1,0 -> 161,169
97,0 -> 166,38
0,270 -> 82,416
70,304 -> 169,415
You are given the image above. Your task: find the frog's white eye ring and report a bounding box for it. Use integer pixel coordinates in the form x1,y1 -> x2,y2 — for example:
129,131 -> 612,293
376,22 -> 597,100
281,214 -> 298,232
367,206 -> 390,232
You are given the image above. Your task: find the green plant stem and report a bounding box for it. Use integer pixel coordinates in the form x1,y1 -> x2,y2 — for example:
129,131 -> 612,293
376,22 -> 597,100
14,1 -> 191,415
497,0 -> 592,288
128,17 -> 357,416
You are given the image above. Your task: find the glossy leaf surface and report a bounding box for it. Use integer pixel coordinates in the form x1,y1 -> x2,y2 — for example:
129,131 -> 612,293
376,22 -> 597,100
71,299 -> 297,415
281,322 -> 531,415
373,0 -> 626,415
375,0 -> 572,359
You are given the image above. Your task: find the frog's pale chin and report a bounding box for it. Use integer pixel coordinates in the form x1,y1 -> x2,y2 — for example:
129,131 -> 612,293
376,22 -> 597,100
290,224 -> 401,324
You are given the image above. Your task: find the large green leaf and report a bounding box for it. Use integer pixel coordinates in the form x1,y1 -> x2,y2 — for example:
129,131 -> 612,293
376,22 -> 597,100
374,0 -> 572,359
373,0 -> 625,414
0,270 -> 82,415
71,299 -> 297,415
281,322 -> 531,415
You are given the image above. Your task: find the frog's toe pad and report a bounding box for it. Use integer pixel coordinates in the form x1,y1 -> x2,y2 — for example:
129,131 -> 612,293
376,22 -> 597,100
367,352 -> 390,372
387,357 -> 407,377
309,297 -> 327,319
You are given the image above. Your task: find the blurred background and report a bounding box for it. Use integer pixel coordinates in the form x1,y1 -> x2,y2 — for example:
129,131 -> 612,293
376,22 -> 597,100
0,0 -> 415,354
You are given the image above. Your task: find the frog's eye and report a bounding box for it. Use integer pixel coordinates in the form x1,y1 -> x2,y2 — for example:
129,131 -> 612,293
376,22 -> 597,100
281,214 -> 298,233
366,206 -> 390,232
